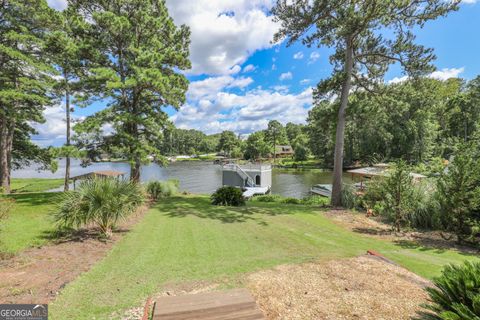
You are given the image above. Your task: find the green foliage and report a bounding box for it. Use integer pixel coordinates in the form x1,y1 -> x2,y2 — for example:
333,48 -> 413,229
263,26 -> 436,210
341,184 -> 361,210
436,146 -> 480,244
146,180 -> 179,201
217,131 -> 239,157
416,261 -> 480,320
54,178 -> 145,237
253,194 -> 282,203
301,195 -> 330,207
282,197 -> 301,204
211,186 -> 245,207
292,134 -> 310,162
0,0 -> 58,192
266,120 -> 288,160
244,131 -> 270,160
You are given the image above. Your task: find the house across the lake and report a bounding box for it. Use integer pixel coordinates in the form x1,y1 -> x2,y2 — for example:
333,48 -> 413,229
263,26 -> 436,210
274,145 -> 294,158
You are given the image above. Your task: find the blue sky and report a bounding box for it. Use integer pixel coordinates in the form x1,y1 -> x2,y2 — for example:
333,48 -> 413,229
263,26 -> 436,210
36,0 -> 480,146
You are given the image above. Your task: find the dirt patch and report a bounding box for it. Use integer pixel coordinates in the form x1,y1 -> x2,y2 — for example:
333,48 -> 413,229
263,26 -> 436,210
0,206 -> 148,304
324,209 -> 479,255
247,256 -> 430,320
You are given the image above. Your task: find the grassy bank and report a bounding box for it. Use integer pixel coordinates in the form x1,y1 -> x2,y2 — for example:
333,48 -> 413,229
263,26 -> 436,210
50,195 -> 477,319
0,192 -> 57,254
11,178 -> 64,193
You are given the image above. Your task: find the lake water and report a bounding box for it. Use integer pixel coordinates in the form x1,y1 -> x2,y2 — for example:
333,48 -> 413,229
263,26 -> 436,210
12,159 -> 352,198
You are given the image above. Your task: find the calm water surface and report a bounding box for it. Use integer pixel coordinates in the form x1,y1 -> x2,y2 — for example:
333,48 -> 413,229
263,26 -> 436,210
13,159 -> 352,198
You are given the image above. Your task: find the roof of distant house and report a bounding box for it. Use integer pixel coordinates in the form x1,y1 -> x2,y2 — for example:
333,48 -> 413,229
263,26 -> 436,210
70,170 -> 126,181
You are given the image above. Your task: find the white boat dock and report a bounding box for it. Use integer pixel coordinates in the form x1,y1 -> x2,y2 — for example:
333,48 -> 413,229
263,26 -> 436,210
243,186 -> 270,198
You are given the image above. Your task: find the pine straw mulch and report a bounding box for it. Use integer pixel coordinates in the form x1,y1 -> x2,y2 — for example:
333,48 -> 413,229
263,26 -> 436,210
247,255 -> 431,320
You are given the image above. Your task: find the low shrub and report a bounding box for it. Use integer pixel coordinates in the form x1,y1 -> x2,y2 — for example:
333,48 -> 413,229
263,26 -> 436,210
146,180 -> 179,201
254,194 -> 282,202
301,195 -> 330,207
416,261 -> 480,320
282,197 -> 301,204
54,178 -> 145,238
341,184 -> 361,210
211,186 -> 245,206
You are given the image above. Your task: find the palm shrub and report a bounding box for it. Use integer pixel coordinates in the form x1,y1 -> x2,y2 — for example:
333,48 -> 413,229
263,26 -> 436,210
211,186 -> 245,206
416,261 -> 480,320
436,145 -> 480,244
54,178 -> 145,238
146,179 -> 179,201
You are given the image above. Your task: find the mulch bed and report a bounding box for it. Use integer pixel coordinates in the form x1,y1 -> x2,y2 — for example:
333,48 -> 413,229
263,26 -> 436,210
247,256 -> 431,320
0,206 -> 148,304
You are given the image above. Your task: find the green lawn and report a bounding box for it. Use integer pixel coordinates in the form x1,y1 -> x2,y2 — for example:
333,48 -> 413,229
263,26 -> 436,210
11,178 -> 64,193
0,192 -> 57,254
50,196 -> 478,319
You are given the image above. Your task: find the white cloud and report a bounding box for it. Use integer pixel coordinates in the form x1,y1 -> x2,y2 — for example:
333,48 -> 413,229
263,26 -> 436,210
429,67 -> 465,81
188,75 -> 254,100
279,72 -> 293,81
309,52 -> 320,63
165,0 -> 279,75
271,64 -> 277,70
31,104 -> 83,147
243,64 -> 256,73
47,0 -> 67,10
388,67 -> 465,84
300,79 -> 311,85
293,51 -> 304,59
172,86 -> 313,134
462,0 -> 477,4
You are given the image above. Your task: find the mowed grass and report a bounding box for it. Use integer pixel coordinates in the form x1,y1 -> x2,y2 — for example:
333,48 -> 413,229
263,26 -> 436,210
0,192 -> 57,253
11,178 -> 64,193
50,195 -> 478,320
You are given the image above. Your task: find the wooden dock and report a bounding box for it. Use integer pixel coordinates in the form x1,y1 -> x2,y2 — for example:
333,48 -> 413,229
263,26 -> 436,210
152,288 -> 264,320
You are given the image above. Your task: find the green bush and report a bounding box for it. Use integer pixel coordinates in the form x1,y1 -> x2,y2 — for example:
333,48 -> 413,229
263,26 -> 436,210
254,194 -> 282,202
146,179 -> 179,200
211,186 -> 245,206
282,197 -> 301,204
416,261 -> 480,320
341,184 -> 361,210
54,178 -> 145,237
436,146 -> 480,244
301,195 -> 330,207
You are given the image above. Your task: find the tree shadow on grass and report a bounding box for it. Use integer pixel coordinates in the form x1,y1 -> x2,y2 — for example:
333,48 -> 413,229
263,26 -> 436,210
158,197 -> 320,226
9,192 -> 59,207
394,239 -> 479,257
39,226 -> 130,244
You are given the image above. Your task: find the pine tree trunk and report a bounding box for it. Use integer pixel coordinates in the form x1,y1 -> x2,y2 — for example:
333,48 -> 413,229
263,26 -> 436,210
64,79 -> 71,191
130,158 -> 141,183
0,119 -> 14,194
331,40 -> 354,207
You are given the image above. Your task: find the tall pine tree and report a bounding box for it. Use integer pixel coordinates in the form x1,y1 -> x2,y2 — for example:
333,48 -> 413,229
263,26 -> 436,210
72,0 -> 191,182
0,0 -> 56,193
272,0 -> 459,206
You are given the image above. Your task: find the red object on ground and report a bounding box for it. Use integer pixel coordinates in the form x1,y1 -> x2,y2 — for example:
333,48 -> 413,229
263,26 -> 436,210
142,297 -> 152,320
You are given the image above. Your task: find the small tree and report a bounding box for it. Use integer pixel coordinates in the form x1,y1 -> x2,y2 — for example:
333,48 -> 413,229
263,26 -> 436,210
292,134 -> 310,162
265,120 -> 287,163
436,145 -> 480,244
374,161 -> 415,232
217,131 -> 239,157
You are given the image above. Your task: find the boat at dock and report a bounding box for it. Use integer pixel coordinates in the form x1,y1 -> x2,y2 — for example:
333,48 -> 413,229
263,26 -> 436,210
310,184 -> 332,197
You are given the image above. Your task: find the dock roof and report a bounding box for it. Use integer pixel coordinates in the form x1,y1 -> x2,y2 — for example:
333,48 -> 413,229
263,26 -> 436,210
70,170 -> 126,181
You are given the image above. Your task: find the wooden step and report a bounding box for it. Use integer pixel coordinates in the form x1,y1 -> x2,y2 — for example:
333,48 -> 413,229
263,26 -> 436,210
153,289 -> 264,320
